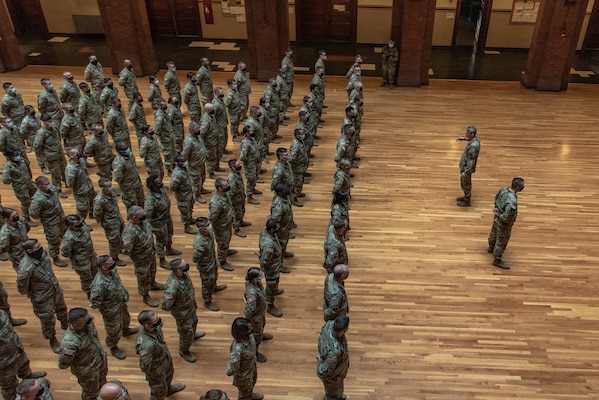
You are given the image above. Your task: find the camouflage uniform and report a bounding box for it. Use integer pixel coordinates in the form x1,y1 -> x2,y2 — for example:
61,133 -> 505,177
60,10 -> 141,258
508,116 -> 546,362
90,268 -> 132,349
136,324 -> 176,400
106,106 -> 130,146
0,125 -> 29,163
459,136 -> 480,201
83,132 -> 114,179
16,250 -> 68,339
154,108 -> 175,172
65,158 -> 96,218
270,192 -> 293,255
227,168 -> 246,231
58,319 -> 108,400
2,90 -> 25,127
332,166 -> 351,197
213,96 -> 229,161
196,65 -> 213,105
208,192 -> 235,266
2,157 -> 37,220
382,43 -> 399,86
0,310 -> 37,400
59,112 -> 85,152
262,86 -> 279,149
488,186 -> 519,260
333,132 -> 353,165
118,66 -> 138,110
20,113 -> 41,153
99,85 -> 118,116
164,70 -> 181,101
15,377 -> 52,400
60,223 -> 97,295
84,61 -> 104,100
122,220 -> 157,297
181,134 -> 208,200
59,79 -> 81,113
37,89 -> 63,125
281,54 -> 294,101
147,83 -> 163,112
244,280 -> 267,349
0,219 -> 30,271
323,224 -> 348,273
192,229 -> 219,305
239,136 -> 259,196
225,86 -> 242,137
113,153 -> 144,210
226,334 -> 258,400
139,134 -> 164,180
289,136 -> 309,198
170,164 -> 194,226
317,319 -> 350,400
323,273 -> 348,322
78,92 -> 103,130
258,227 -> 282,306
160,270 -> 198,354
233,69 -> 251,117
167,103 -> 184,154
200,112 -> 218,174
33,124 -> 66,190
128,101 -> 147,145
183,82 -> 201,123
144,187 -> 174,260
29,187 -> 66,259
93,189 -> 124,261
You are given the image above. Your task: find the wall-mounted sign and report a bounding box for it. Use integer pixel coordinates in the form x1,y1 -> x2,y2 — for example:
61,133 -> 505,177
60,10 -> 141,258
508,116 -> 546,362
510,0 -> 541,25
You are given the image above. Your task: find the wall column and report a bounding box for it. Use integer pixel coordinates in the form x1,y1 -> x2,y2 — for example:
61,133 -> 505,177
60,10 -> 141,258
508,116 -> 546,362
522,0 -> 589,91
96,0 -> 158,76
245,0 -> 290,82
0,0 -> 26,72
392,0 -> 436,87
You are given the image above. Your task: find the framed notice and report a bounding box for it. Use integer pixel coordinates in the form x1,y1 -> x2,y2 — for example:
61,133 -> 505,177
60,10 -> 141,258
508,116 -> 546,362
510,0 -> 540,25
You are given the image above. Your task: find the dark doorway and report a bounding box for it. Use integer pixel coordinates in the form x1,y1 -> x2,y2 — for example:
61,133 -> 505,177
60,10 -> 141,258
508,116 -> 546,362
5,0 -> 49,38
296,0 -> 357,42
145,0 -> 202,36
583,0 -> 599,50
452,0 -> 492,49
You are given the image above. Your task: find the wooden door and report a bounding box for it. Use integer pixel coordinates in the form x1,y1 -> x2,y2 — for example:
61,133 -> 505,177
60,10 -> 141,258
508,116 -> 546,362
5,0 -> 49,38
296,0 -> 356,42
145,0 -> 201,37
583,0 -> 599,50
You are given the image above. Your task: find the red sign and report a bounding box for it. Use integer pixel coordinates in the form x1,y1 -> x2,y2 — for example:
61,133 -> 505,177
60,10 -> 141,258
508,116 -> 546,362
204,0 -> 214,25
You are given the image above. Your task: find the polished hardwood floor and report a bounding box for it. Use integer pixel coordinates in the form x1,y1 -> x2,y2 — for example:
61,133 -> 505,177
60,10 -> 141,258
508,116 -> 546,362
1,66 -> 598,399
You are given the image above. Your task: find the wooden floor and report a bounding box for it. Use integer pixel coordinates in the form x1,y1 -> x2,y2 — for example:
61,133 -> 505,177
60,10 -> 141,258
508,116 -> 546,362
1,66 -> 599,399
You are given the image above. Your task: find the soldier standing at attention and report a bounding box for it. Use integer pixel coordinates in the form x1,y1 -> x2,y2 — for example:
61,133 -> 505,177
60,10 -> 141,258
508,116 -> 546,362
84,124 -> 114,180
78,83 -> 102,131
136,310 -> 186,398
317,315 -> 350,400
90,255 -> 138,360
105,97 -> 130,148
128,92 -> 147,146
209,178 -> 238,271
139,125 -> 164,181
17,239 -> 69,353
170,155 -> 197,235
196,56 -> 214,106
193,217 -> 227,312
99,78 -> 118,116
0,208 -> 32,272
234,61 -> 251,119
324,264 -> 349,322
145,175 -> 181,269
280,48 -> 295,106
147,75 -> 163,112
160,258 -> 206,363
65,148 -> 96,219
488,178 -> 525,270
323,215 -> 349,274
259,218 -> 284,318
34,113 -> 67,198
270,183 -> 294,262
200,103 -> 220,179
118,59 -> 138,111
59,103 -> 86,153
183,72 -> 201,123
2,148 -> 38,226
244,267 -> 272,364
154,99 -> 176,175
227,159 -> 252,235
37,78 -> 63,125
381,39 -> 399,87
93,178 -> 127,266
2,82 -> 26,127
239,125 -> 261,205
226,317 -> 263,400
182,121 -> 210,204
164,61 -> 181,102
456,126 -> 481,207
113,141 -> 144,210
84,55 -> 104,101
20,105 -> 42,160
167,96 -> 185,154
0,310 -> 47,400
61,215 -> 97,297
58,307 -> 108,400
225,79 -> 242,141
29,176 -> 68,267
122,206 -> 165,307
59,71 -> 80,112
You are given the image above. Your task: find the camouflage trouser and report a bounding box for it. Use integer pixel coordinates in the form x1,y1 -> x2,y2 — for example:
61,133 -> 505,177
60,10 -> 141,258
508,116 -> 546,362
125,91 -> 135,111
188,106 -> 200,124
160,137 -> 175,171
231,197 -> 245,230
382,62 -> 397,85
264,276 -> 280,305
243,163 -> 257,195
72,258 -> 98,295
214,227 -> 232,265
120,184 -> 145,211
0,351 -> 32,400
102,303 -> 131,348
43,221 -> 67,259
460,173 -> 472,199
229,111 -> 241,137
174,311 -> 198,352
31,289 -> 68,339
321,375 -> 345,400
14,185 -> 36,220
75,363 -> 107,400
74,190 -> 97,219
217,127 -> 227,162
199,274 -> 216,304
96,161 -> 113,180
47,156 -> 67,190
488,221 -> 513,260
151,218 -> 174,258
246,314 -> 265,349
133,256 -> 157,296
239,94 -> 249,118
147,363 -> 174,400
233,368 -> 257,400
205,145 -> 217,174
145,159 -> 165,181
0,282 -> 12,316
176,198 -> 194,226
293,169 -> 306,198
278,229 -> 290,255
189,164 -> 207,199
103,223 -> 123,259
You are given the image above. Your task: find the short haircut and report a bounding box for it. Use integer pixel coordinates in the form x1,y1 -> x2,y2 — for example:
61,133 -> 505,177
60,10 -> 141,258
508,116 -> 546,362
138,310 -> 154,325
511,177 -> 524,189
333,315 -> 350,332
67,307 -> 88,321
266,218 -> 279,231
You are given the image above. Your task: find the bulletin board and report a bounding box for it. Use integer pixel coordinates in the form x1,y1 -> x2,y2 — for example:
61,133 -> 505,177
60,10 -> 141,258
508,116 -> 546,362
510,0 -> 540,24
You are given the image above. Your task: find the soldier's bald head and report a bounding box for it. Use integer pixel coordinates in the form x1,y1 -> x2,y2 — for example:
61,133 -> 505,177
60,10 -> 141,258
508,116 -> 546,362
99,382 -> 123,400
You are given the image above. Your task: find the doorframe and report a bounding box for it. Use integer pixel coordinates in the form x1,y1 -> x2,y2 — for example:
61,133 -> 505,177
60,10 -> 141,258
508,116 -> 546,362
583,0 -> 599,50
451,0 -> 493,49
295,0 -> 357,42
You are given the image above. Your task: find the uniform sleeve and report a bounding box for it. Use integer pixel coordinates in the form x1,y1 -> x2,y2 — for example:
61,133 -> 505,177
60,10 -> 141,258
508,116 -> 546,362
137,342 -> 154,374
121,227 -> 133,256
2,164 -> 12,185
60,234 -> 72,258
226,346 -> 241,376
317,348 -> 339,377
33,129 -> 44,153
160,279 -> 175,311
118,71 -> 126,87
58,339 -> 78,369
92,197 -> 103,223
29,197 -> 41,220
112,159 -> 123,184
37,95 -> 47,114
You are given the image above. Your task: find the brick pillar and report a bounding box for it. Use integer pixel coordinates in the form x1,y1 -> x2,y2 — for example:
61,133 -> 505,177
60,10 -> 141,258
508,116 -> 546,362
392,0 -> 435,87
0,0 -> 26,72
245,0 -> 290,82
96,0 -> 158,76
522,0 -> 589,91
